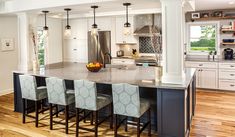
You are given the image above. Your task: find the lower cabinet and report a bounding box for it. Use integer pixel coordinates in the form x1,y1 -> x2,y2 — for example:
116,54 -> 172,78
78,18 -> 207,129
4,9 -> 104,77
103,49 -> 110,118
185,61 -> 218,89
219,63 -> 235,91
198,68 -> 218,89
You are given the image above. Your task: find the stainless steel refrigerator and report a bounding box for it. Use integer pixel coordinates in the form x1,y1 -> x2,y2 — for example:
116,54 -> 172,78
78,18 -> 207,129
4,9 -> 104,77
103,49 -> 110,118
88,31 -> 111,63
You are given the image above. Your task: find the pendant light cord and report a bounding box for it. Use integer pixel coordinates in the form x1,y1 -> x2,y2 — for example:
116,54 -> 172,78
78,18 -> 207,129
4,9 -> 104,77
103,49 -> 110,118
93,7 -> 96,26
126,5 -> 128,24
44,12 -> 47,27
67,10 -> 69,26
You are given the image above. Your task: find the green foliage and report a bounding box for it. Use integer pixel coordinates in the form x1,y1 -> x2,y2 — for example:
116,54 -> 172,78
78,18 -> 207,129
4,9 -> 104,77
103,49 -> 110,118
37,30 -> 46,66
190,25 -> 216,52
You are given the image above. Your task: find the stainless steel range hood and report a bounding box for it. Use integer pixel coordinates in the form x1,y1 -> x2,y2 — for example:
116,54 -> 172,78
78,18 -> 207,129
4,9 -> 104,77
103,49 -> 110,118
133,14 -> 161,36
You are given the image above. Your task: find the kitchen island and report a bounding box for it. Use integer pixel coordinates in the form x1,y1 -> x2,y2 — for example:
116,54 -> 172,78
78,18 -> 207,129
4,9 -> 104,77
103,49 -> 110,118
13,62 -> 196,137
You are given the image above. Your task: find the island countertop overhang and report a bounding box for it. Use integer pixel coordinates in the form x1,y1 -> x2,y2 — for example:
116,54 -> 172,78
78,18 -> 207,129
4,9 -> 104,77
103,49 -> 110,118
13,62 -> 196,90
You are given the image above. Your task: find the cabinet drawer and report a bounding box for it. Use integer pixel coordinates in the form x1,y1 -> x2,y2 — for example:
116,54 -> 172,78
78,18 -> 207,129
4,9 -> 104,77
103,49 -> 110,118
219,63 -> 235,70
111,59 -> 135,65
219,70 -> 235,80
219,80 -> 235,91
185,61 -> 217,69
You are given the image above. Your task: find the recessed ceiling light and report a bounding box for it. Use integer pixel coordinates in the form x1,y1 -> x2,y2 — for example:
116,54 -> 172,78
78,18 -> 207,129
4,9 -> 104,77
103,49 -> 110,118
228,1 -> 234,4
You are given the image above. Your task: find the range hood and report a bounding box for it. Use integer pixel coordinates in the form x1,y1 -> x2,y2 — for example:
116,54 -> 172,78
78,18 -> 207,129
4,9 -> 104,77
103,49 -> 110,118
133,14 -> 161,36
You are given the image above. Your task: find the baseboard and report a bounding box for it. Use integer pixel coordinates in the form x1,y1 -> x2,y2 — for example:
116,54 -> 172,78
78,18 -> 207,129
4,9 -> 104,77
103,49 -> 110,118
0,89 -> 13,96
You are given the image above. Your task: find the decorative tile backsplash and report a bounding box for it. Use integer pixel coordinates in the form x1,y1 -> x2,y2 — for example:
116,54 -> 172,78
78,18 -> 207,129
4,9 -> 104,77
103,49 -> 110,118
139,37 -> 155,53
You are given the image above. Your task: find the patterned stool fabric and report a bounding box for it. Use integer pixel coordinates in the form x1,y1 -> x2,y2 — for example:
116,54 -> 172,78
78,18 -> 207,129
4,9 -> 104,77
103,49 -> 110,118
19,75 -> 47,101
112,83 -> 150,118
74,80 -> 112,111
46,77 -> 75,106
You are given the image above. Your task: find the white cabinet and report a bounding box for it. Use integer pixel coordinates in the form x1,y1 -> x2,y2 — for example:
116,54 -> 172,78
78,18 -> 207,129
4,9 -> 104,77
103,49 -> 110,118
219,63 -> 235,91
111,58 -> 135,65
64,19 -> 88,39
63,39 -> 88,63
63,18 -> 88,63
200,68 -> 218,89
185,61 -> 218,89
115,16 -> 137,44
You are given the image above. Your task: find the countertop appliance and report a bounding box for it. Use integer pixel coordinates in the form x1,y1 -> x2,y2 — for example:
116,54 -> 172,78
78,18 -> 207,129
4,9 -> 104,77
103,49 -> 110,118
116,50 -> 124,57
88,31 -> 111,63
224,48 -> 234,60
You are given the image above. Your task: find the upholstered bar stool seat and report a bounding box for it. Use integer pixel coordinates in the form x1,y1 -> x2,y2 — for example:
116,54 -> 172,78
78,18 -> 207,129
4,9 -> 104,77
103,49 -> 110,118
74,80 -> 113,137
112,83 -> 151,137
46,77 -> 75,134
19,75 -> 48,127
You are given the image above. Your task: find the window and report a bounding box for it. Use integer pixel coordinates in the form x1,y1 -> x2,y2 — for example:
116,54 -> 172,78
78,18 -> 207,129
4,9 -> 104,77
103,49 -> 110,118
37,29 -> 47,67
187,22 -> 219,54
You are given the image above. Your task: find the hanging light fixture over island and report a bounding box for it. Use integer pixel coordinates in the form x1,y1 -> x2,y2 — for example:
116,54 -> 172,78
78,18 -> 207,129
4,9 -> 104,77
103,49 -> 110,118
123,3 -> 131,35
91,5 -> 99,36
64,8 -> 72,38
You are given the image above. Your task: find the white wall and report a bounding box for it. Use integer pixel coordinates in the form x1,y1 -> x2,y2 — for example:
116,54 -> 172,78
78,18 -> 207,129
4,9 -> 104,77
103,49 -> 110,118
37,16 -> 63,64
0,17 -> 18,94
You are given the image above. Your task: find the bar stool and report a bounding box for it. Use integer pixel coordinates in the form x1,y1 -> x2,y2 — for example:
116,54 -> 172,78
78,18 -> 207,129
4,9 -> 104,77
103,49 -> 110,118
74,80 -> 113,137
112,83 -> 151,137
46,77 -> 75,134
19,75 -> 48,127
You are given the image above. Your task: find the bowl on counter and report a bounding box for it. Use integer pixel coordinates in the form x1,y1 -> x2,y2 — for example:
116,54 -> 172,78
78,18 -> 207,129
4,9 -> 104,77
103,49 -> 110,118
86,62 -> 103,72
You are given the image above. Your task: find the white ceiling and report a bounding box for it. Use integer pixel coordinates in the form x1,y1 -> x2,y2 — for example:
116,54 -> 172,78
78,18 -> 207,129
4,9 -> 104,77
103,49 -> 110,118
34,0 -> 161,17
195,0 -> 235,11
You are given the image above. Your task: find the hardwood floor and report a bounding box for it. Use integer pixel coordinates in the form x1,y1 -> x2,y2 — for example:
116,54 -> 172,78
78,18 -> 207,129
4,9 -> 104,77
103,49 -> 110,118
190,89 -> 235,137
1,90 -> 235,137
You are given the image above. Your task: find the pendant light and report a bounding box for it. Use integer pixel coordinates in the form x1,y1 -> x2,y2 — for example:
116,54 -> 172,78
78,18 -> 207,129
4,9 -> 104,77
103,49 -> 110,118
64,8 -> 72,37
123,3 -> 131,35
91,5 -> 98,36
42,11 -> 49,36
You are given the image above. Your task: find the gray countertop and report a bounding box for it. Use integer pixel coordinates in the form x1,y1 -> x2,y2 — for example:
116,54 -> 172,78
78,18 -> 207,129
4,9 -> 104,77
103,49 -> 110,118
13,62 -> 196,90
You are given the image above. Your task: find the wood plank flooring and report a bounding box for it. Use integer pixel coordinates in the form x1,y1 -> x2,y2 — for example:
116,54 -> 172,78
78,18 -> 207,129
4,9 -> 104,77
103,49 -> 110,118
1,89 -> 235,137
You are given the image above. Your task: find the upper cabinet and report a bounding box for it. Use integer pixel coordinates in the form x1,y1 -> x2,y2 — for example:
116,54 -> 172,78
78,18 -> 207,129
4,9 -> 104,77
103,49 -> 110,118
64,19 -> 88,39
115,16 -> 137,44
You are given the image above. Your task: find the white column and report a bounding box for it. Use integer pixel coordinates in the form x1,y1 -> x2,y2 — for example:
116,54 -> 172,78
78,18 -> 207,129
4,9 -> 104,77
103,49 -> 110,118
160,0 -> 186,84
17,12 -> 31,71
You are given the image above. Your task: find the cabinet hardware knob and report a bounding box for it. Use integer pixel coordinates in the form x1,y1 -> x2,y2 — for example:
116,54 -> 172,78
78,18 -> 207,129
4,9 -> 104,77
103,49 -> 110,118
230,74 -> 235,76
230,65 -> 234,67
73,49 -> 77,51
199,64 -> 203,66
230,84 -> 235,87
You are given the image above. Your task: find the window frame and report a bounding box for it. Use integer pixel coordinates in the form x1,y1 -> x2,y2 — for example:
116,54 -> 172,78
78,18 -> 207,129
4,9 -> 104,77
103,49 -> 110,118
186,21 -> 220,55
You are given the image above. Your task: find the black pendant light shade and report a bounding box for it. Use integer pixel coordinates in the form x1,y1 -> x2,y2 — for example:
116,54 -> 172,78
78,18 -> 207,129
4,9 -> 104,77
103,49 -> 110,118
64,8 -> 71,30
91,5 -> 98,28
123,3 -> 131,27
42,11 -> 49,30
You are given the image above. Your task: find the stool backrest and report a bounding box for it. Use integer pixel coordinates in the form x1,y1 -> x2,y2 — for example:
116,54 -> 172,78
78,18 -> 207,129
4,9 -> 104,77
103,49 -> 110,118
46,77 -> 67,105
112,83 -> 140,117
19,75 -> 37,100
74,80 -> 97,110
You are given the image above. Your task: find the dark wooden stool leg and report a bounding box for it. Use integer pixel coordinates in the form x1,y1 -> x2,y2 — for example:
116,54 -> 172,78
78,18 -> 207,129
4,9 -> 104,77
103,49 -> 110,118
76,108 -> 79,137
83,110 -> 86,123
114,114 -> 118,137
125,116 -> 128,132
91,111 -> 93,125
137,118 -> 140,137
49,103 -> 53,130
55,105 -> 58,117
22,99 -> 26,124
148,108 -> 151,136
110,104 -> 113,129
35,100 -> 39,127
65,105 -> 69,134
41,99 -> 44,114
94,111 -> 98,137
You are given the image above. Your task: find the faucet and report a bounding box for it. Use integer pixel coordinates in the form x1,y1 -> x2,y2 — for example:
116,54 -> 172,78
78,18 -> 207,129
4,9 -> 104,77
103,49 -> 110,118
103,52 -> 112,68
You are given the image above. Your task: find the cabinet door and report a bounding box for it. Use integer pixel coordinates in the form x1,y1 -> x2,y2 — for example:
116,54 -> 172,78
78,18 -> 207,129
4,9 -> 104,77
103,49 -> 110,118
200,68 -> 218,89
195,69 -> 201,88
